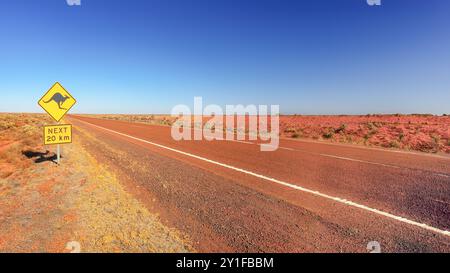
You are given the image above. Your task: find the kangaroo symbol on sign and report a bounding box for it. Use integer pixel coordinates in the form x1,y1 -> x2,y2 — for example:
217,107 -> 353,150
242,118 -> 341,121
44,92 -> 70,110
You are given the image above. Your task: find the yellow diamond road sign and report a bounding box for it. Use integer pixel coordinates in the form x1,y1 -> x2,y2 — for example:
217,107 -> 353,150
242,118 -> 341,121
38,82 -> 76,122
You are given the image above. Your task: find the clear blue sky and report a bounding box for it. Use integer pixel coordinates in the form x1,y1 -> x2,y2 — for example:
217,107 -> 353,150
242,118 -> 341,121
1,0 -> 449,114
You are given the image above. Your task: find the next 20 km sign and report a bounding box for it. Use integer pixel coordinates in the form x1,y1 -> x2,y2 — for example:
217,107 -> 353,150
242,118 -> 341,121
44,124 -> 72,145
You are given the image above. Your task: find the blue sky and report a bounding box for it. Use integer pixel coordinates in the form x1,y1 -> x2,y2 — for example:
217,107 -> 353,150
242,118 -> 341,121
0,0 -> 449,114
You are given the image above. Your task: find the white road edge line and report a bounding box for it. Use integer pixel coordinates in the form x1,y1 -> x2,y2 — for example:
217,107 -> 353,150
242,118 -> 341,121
75,119 -> 450,238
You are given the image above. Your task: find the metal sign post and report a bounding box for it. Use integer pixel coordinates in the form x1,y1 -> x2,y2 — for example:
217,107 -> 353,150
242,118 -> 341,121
57,120 -> 61,164
56,120 -> 60,164
57,144 -> 60,164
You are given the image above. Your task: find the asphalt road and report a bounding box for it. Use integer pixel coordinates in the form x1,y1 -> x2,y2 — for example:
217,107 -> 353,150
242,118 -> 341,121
68,115 -> 450,252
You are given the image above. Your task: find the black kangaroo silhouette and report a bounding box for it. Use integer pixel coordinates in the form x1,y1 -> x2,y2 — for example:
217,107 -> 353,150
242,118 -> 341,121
44,92 -> 70,110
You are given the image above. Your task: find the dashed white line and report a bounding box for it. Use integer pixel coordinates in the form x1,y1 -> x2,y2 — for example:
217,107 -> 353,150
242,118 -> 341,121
74,118 -> 450,238
265,144 -> 450,177
279,147 -> 296,151
102,120 -> 450,175
318,153 -> 401,169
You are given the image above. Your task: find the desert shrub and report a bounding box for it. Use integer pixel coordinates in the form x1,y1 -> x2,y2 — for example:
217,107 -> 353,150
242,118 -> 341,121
409,134 -> 440,153
284,127 -> 297,133
0,120 -> 15,130
368,128 -> 378,136
389,140 -> 400,148
366,122 -> 377,130
322,131 -> 334,139
22,132 -> 41,147
334,123 -> 346,134
291,133 -> 300,138
2,143 -> 22,165
22,124 -> 38,137
418,141 -> 439,153
345,135 -> 354,143
431,134 -> 440,144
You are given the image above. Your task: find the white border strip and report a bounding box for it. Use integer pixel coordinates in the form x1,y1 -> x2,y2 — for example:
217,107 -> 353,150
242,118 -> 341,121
74,118 -> 450,237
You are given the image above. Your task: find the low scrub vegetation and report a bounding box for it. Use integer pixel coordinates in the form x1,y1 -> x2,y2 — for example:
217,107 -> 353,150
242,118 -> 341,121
279,115 -> 450,154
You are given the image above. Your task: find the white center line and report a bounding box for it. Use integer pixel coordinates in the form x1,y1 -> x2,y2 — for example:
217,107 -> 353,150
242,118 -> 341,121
91,119 -> 449,176
266,144 -> 450,177
318,153 -> 401,169
74,118 -> 450,238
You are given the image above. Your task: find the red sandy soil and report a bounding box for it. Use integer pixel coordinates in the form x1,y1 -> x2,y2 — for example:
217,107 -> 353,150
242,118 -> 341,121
0,114 -> 192,253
